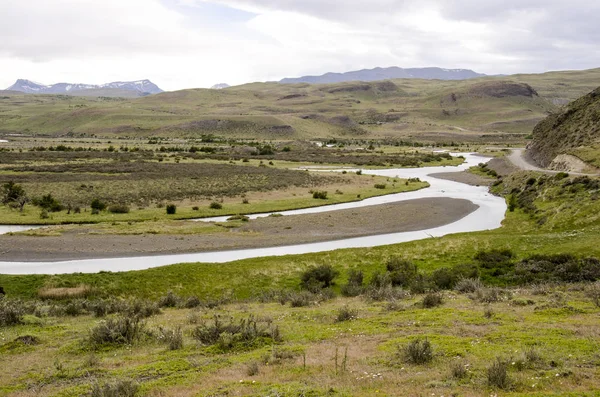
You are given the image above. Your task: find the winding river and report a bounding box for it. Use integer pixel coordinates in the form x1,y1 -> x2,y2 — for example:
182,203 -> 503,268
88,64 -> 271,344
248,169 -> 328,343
0,153 -> 506,275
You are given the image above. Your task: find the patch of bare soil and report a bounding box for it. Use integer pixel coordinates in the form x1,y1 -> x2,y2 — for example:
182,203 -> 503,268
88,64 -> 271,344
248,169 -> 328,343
0,198 -> 477,262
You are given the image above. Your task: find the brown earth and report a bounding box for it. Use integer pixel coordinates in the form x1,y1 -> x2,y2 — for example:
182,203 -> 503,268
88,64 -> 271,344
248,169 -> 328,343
0,197 -> 477,262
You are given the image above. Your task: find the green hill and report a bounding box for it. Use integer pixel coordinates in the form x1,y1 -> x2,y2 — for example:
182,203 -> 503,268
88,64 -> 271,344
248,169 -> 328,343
1,68 -> 599,143
529,86 -> 600,168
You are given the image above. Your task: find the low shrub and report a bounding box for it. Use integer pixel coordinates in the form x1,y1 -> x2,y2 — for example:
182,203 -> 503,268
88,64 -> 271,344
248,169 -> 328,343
0,300 -> 24,326
341,269 -> 364,297
288,291 -> 315,307
108,204 -> 130,214
374,183 -> 386,189
454,278 -> 483,293
335,306 -> 358,322
91,198 -> 107,211
471,288 -> 512,303
586,282 -> 600,307
157,326 -> 183,350
246,361 -> 260,376
89,316 -> 145,346
191,315 -> 281,351
166,204 -> 176,214
487,358 -> 510,389
422,292 -> 444,308
301,264 -> 339,291
402,338 -> 433,364
450,361 -> 468,379
184,296 -> 202,308
90,379 -> 139,397
386,257 -> 418,287
158,290 -> 180,308
209,201 -> 223,209
312,190 -> 328,199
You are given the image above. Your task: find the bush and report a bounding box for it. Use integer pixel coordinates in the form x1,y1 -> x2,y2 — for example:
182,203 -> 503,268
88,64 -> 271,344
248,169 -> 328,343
89,316 -> 145,346
585,282 -> 600,307
158,290 -> 180,308
450,361 -> 468,379
386,257 -> 418,287
125,299 -> 161,318
487,358 -> 510,389
374,183 -> 386,189
312,190 -> 328,199
158,326 -> 183,350
191,315 -> 281,351
288,291 -> 315,307
301,264 -> 339,290
90,379 -> 139,397
422,292 -> 444,308
91,198 -> 107,211
0,300 -> 24,326
471,288 -> 512,303
209,201 -> 223,209
335,306 -> 358,322
246,361 -> 260,376
108,204 -> 130,214
341,269 -> 364,297
184,296 -> 202,308
402,338 -> 433,364
166,204 -> 176,214
454,278 -> 483,293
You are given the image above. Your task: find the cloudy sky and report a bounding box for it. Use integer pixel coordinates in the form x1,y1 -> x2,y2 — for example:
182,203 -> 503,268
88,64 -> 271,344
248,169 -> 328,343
1,0 -> 598,91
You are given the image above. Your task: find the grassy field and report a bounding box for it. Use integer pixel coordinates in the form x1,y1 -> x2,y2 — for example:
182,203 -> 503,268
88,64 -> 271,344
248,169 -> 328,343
1,68 -> 599,143
1,161 -> 600,395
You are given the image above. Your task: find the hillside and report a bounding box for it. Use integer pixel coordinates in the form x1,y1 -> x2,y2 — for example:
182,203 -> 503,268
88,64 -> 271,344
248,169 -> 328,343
280,66 -> 485,84
529,86 -> 600,169
0,69 -> 599,142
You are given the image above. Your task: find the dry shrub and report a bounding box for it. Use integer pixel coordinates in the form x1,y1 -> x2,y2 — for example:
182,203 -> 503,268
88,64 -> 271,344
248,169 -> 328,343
90,379 -> 139,397
38,285 -> 94,300
402,338 -> 433,364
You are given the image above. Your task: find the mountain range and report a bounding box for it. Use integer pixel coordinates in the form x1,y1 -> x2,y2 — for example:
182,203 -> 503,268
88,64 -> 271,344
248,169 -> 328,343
279,66 -> 486,84
5,79 -> 163,97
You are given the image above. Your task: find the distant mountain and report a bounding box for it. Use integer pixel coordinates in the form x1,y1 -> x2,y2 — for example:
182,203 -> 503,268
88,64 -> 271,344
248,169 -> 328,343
6,79 -> 163,96
211,83 -> 230,89
280,67 -> 486,84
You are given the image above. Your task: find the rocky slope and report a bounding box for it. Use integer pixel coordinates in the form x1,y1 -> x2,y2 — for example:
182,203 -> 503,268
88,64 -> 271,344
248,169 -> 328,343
529,86 -> 600,168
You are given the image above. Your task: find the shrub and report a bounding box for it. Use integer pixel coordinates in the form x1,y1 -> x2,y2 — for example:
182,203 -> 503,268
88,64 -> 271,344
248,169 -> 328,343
450,361 -> 468,379
89,316 -> 145,346
402,338 -> 433,364
124,299 -> 161,318
191,315 -> 281,350
386,257 -> 418,287
192,206 -> 199,211
91,198 -> 107,211
585,282 -> 600,307
335,306 -> 358,322
471,288 -> 512,303
312,190 -> 328,199
246,361 -> 260,376
209,201 -> 223,209
301,264 -> 339,290
422,292 -> 444,308
158,290 -> 180,308
454,278 -> 483,293
158,326 -> 183,350
341,269 -> 364,297
374,183 -> 386,189
487,358 -> 510,389
184,296 -> 202,308
227,214 -> 249,222
166,204 -> 176,214
0,300 -> 24,326
35,193 -> 63,212
90,379 -> 139,397
108,204 -> 130,214
288,291 -> 315,307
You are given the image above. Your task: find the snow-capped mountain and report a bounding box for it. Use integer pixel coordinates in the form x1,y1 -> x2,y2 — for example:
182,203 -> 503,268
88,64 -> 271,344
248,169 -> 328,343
211,83 -> 230,89
6,79 -> 163,95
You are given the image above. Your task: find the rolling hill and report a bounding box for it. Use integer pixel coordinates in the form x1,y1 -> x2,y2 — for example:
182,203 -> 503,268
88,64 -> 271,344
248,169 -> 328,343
0,68 -> 599,142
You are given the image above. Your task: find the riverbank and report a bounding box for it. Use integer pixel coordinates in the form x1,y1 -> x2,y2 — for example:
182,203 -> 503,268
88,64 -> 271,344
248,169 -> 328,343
0,197 -> 477,262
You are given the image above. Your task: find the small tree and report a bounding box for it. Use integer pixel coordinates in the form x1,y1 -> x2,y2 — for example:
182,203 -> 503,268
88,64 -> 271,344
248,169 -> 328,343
91,198 -> 107,211
1,181 -> 29,212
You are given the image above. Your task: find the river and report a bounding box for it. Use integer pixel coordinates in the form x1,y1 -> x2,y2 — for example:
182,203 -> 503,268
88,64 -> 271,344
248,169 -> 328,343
0,153 -> 506,274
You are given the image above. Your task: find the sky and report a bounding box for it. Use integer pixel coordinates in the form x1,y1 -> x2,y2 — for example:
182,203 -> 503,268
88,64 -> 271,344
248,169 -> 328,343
0,0 -> 598,91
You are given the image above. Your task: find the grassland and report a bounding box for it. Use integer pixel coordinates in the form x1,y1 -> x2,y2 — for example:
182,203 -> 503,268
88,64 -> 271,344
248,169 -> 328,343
1,68 -> 599,143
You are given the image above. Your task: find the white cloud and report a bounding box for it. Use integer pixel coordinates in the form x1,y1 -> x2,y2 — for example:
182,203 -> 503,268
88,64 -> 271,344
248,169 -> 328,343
0,0 -> 598,91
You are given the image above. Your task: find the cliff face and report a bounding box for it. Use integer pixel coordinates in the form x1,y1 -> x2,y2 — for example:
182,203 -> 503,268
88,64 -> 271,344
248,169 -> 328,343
529,86 -> 600,167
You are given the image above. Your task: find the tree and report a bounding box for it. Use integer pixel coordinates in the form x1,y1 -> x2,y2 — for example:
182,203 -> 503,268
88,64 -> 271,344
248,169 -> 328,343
1,181 -> 29,212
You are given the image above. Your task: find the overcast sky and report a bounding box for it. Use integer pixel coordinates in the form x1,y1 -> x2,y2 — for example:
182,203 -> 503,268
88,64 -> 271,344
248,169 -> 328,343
1,0 -> 598,91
